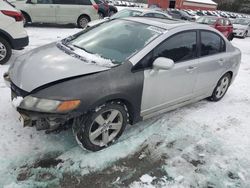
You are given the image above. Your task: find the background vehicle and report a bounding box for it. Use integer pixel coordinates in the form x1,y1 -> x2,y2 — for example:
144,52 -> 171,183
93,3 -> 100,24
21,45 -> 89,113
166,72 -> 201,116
0,0 -> 28,64
167,9 -> 195,21
5,18 -> 241,151
233,18 -> 250,38
87,8 -> 172,28
10,0 -> 99,28
196,16 -> 234,40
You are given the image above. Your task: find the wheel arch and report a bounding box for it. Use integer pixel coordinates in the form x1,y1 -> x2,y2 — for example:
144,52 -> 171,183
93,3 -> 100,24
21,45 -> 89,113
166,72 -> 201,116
88,95 -> 140,125
78,14 -> 91,23
21,10 -> 32,22
0,29 -> 13,49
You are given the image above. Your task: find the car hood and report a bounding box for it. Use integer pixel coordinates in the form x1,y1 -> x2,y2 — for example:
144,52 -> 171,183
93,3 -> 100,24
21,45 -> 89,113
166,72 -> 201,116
87,19 -> 107,27
9,43 -> 109,92
233,24 -> 247,30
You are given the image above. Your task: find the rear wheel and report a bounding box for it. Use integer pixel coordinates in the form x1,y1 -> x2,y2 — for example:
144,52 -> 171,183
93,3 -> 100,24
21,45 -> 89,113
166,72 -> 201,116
74,103 -> 128,151
77,15 -> 90,28
243,31 -> 247,39
208,73 -> 231,102
0,37 -> 12,65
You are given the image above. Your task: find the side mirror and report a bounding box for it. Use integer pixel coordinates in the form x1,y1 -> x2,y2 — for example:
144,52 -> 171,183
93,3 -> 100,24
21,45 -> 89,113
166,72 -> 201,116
153,57 -> 174,70
30,0 -> 37,4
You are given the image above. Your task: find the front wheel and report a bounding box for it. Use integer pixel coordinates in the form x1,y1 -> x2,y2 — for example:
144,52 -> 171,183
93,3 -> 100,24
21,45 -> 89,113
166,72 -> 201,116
0,37 -> 12,65
74,103 -> 128,151
208,73 -> 231,102
242,31 -> 247,39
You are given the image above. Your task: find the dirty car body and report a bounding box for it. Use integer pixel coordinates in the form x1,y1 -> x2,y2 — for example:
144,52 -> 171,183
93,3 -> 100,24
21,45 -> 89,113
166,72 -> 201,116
5,17 -> 241,151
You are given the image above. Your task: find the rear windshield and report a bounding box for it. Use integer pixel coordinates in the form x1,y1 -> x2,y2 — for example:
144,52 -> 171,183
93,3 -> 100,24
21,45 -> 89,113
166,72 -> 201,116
69,20 -> 162,65
196,17 -> 217,25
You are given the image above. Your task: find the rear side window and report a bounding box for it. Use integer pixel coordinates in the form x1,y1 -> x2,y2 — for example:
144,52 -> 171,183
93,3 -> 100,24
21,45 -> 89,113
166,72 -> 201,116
154,31 -> 197,63
200,31 -> 226,57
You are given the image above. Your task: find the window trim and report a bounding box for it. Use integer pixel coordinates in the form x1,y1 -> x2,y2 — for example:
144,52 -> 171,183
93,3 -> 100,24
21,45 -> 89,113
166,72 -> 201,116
132,30 -> 199,72
198,29 -> 226,58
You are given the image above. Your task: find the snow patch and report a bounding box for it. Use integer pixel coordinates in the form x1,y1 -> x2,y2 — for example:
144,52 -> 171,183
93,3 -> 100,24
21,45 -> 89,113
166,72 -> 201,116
12,97 -> 23,108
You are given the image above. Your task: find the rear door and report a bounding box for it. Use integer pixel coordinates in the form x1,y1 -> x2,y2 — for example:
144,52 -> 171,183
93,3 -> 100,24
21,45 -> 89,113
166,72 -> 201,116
29,0 -> 56,23
194,30 -> 228,96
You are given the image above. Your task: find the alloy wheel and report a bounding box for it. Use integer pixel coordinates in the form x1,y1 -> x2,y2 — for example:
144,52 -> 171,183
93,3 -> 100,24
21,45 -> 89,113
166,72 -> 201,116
0,42 -> 7,61
215,76 -> 229,98
89,109 -> 123,147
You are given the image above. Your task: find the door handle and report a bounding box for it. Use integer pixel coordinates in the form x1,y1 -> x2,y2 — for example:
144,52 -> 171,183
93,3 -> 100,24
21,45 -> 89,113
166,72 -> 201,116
186,66 -> 197,72
218,58 -> 225,65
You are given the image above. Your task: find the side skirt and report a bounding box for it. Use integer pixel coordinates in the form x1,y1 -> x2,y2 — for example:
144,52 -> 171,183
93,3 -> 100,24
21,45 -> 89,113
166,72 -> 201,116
141,94 -> 210,120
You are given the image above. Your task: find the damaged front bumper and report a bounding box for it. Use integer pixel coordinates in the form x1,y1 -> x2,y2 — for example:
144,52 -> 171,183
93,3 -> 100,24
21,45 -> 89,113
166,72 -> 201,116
4,73 -> 81,133
17,108 -> 77,133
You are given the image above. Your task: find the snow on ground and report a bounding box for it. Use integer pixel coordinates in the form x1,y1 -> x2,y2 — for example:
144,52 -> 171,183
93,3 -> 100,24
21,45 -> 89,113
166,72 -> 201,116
0,25 -> 250,188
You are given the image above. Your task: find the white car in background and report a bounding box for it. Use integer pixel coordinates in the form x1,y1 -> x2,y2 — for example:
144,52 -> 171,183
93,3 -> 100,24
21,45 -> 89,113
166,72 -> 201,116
0,0 -> 28,64
233,18 -> 250,38
9,0 -> 99,28
87,8 -> 172,28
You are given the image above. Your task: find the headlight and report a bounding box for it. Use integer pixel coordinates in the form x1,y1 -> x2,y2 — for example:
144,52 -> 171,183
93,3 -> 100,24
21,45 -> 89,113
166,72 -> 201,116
20,96 -> 80,113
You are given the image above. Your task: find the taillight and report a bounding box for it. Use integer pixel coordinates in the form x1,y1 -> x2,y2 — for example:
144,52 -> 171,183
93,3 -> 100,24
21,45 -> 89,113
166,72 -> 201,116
92,4 -> 99,10
1,10 -> 23,22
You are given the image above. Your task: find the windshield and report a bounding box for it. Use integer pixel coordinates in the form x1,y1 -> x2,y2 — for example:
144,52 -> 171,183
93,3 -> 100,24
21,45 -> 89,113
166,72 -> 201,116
69,20 -> 162,65
111,9 -> 142,19
234,18 -> 250,25
196,17 -> 217,25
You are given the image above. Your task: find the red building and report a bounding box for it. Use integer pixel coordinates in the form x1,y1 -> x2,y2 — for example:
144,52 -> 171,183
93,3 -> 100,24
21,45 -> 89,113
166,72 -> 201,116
148,0 -> 217,10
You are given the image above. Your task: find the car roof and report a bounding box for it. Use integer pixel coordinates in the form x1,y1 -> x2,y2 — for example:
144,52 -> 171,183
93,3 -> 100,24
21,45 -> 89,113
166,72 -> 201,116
121,7 -> 166,14
123,17 -> 192,30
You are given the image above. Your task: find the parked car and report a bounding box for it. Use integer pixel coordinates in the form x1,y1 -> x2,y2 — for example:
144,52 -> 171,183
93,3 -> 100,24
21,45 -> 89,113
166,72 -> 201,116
4,17 -> 241,151
196,16 -> 234,40
87,7 -> 172,28
233,18 -> 250,38
0,0 -> 28,64
167,9 -> 195,21
9,0 -> 99,28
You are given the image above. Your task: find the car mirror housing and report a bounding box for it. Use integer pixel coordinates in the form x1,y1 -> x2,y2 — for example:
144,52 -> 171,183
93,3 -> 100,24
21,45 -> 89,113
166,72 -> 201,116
153,57 -> 174,70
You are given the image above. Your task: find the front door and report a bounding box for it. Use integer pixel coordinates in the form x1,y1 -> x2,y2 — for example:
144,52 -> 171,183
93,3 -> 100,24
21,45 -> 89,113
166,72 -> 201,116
29,0 -> 56,23
140,31 -> 199,117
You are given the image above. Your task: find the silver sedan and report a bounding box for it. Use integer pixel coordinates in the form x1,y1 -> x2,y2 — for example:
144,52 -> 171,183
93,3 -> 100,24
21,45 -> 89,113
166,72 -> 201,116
5,17 -> 241,151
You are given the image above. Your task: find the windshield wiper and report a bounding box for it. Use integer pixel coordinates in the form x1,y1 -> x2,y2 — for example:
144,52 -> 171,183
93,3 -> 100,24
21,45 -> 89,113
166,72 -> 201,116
61,41 -> 75,51
73,45 -> 93,54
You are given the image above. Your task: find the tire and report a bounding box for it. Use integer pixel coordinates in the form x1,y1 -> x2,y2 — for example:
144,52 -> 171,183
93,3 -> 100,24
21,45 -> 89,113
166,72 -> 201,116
242,31 -> 247,39
74,102 -> 129,151
227,33 -> 234,41
109,11 -> 115,17
0,37 -> 12,65
208,73 -> 231,102
22,13 -> 30,27
98,12 -> 105,19
77,15 -> 90,28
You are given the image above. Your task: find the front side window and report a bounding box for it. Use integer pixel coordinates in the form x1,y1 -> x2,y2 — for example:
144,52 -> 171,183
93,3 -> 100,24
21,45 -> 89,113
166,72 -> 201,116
69,20 -> 162,64
154,31 -> 197,63
200,31 -> 225,57
153,13 -> 166,18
